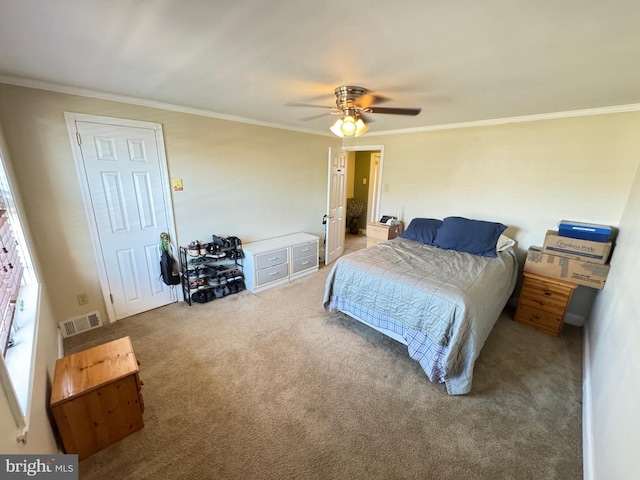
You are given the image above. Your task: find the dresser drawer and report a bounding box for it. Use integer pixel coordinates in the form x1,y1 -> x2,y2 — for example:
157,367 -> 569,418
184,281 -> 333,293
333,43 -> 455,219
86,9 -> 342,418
292,254 -> 318,274
256,262 -> 288,286
292,241 -> 318,261
255,248 -> 288,270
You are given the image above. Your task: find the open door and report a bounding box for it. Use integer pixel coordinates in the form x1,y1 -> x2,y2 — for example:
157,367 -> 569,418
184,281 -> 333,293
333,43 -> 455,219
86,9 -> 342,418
325,147 -> 346,265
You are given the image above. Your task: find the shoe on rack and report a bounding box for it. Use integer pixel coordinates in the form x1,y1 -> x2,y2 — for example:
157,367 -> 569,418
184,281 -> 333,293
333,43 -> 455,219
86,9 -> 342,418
187,241 -> 200,256
199,242 -> 208,255
211,235 -> 225,247
191,291 -> 207,303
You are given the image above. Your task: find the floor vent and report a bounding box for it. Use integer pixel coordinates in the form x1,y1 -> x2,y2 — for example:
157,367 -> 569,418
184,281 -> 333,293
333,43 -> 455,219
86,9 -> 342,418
59,311 -> 103,338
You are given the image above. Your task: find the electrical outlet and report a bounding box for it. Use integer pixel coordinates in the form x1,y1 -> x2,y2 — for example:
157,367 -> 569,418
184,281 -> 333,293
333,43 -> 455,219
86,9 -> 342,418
77,293 -> 88,306
384,184 -> 390,192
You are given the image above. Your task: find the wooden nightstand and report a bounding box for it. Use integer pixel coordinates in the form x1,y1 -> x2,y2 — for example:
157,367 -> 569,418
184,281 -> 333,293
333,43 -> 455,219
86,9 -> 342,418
366,222 -> 403,248
50,336 -> 145,460
514,272 -> 578,336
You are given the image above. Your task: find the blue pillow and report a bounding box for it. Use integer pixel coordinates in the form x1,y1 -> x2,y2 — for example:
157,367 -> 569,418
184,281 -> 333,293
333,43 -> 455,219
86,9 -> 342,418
400,218 -> 443,245
434,216 -> 507,257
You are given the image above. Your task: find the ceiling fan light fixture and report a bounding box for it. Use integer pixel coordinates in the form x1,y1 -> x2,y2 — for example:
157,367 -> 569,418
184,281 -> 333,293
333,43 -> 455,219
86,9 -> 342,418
354,118 -> 368,137
340,115 -> 357,135
330,118 -> 345,137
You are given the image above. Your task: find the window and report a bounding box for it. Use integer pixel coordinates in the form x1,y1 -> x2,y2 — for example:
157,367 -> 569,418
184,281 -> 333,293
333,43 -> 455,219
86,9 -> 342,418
0,136 -> 39,442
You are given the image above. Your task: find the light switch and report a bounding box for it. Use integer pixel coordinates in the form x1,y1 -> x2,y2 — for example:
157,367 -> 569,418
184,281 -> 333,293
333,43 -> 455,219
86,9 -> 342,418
363,178 -> 367,185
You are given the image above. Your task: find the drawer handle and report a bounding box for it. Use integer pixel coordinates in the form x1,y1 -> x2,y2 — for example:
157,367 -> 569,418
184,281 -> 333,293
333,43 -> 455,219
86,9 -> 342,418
302,261 -> 309,265
268,256 -> 278,261
301,248 -> 310,252
269,271 -> 279,276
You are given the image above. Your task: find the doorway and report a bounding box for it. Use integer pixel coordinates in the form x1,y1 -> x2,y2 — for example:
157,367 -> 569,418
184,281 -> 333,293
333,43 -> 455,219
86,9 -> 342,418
344,146 -> 384,235
65,113 -> 179,322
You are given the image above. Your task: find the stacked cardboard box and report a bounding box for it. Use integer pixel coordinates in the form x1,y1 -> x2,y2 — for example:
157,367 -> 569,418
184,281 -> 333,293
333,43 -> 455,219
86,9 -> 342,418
523,220 -> 615,290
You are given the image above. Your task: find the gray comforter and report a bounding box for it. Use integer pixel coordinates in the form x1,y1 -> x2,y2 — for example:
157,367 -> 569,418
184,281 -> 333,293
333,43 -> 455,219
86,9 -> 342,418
323,237 -> 518,394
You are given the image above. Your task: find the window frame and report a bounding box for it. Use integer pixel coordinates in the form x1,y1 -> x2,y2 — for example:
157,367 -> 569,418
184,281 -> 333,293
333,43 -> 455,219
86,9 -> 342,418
0,135 -> 39,443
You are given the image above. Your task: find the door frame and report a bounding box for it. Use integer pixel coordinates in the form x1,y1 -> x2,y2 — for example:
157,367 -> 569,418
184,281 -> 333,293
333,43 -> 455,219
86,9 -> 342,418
342,144 -> 385,224
64,112 -> 179,323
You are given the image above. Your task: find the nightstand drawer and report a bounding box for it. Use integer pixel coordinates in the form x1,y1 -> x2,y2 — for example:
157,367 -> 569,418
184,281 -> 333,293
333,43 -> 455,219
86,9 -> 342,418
255,248 -> 288,270
514,272 -> 578,336
519,289 -> 570,315
367,224 -> 390,240
522,276 -> 575,298
515,304 -> 564,333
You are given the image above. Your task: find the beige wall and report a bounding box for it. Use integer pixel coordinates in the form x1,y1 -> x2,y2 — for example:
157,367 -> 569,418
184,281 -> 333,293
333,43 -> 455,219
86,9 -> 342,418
0,84 -> 339,326
587,160 -> 640,480
348,113 -> 639,258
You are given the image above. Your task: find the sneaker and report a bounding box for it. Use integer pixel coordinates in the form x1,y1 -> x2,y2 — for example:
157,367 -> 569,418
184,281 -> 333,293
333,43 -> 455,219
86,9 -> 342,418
199,242 -> 208,255
187,241 -> 200,256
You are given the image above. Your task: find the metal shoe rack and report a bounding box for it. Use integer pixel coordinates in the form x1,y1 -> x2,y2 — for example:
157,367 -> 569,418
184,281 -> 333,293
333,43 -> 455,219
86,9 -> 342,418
179,237 -> 245,305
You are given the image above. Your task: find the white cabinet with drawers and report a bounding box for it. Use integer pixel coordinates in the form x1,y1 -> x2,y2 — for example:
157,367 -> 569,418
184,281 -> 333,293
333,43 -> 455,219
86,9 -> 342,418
243,233 -> 319,293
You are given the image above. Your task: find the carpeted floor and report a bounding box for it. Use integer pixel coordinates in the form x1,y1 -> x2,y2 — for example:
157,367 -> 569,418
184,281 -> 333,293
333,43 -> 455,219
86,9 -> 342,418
65,234 -> 583,479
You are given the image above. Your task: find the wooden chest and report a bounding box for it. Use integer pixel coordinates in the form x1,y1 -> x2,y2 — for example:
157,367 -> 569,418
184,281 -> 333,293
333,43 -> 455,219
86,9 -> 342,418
50,336 -> 144,460
514,272 -> 578,336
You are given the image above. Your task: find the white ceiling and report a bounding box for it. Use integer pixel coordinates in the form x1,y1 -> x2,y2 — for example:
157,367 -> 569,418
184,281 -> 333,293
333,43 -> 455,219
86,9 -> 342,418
1,0 -> 640,136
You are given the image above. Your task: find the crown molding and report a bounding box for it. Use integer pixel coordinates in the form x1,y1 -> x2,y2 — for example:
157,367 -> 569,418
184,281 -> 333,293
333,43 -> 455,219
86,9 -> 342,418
367,103 -> 640,136
0,74 -> 332,137
1,74 -> 638,137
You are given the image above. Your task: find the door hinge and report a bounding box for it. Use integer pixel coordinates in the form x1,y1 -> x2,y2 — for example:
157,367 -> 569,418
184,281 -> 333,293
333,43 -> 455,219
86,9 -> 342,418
109,294 -> 114,304
76,131 -> 82,146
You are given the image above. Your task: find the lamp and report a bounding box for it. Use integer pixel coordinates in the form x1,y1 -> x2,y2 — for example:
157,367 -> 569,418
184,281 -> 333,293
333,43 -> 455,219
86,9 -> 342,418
330,112 -> 369,138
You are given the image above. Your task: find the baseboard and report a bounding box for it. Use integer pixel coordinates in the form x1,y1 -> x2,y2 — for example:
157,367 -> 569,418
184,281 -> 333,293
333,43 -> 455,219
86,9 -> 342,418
582,321 -> 595,480
565,312 -> 585,327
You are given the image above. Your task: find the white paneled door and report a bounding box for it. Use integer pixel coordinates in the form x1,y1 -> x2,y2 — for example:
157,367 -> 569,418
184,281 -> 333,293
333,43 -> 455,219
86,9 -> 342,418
325,147 -> 346,265
73,119 -> 177,320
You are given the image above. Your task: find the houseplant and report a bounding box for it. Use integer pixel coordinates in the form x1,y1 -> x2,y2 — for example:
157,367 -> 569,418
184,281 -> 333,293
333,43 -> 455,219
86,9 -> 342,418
347,199 -> 366,234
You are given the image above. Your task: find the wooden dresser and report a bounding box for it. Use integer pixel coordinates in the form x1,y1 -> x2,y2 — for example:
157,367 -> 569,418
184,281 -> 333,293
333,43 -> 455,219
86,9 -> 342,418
366,222 -> 403,248
50,336 -> 144,460
514,272 -> 578,336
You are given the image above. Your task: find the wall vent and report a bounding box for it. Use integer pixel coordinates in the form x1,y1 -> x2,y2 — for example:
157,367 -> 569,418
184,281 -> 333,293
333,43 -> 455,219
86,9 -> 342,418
59,311 -> 103,338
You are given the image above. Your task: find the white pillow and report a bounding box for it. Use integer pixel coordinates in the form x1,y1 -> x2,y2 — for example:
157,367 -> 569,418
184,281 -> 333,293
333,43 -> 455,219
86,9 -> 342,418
496,234 -> 516,252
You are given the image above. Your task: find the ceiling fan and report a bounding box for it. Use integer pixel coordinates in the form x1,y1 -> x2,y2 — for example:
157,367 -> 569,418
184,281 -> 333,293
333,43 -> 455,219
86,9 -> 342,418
291,86 -> 422,137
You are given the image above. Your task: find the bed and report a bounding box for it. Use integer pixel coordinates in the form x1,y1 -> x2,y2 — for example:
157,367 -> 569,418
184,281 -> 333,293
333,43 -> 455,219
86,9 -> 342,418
323,216 -> 518,395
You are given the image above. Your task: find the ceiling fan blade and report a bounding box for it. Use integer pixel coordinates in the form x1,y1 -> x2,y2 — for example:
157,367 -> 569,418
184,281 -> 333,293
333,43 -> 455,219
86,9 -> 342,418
366,107 -> 422,116
299,112 -> 332,121
285,102 -> 331,109
354,94 -> 389,108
